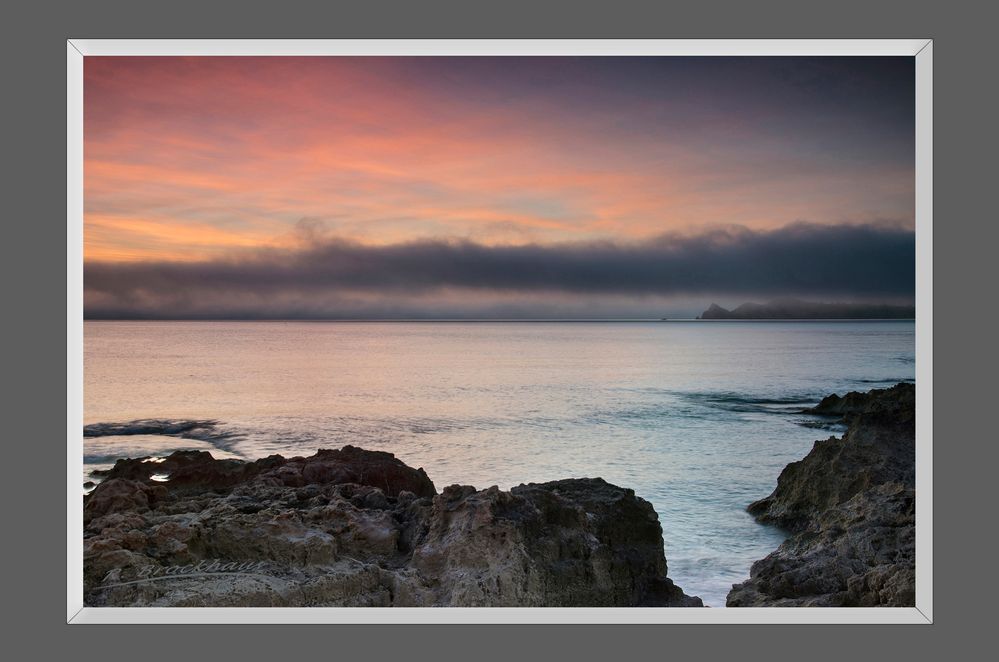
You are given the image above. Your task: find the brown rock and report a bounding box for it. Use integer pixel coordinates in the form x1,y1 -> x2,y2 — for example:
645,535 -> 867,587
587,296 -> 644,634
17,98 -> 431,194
82,446 -> 699,607
728,383 -> 916,607
84,479 -> 166,525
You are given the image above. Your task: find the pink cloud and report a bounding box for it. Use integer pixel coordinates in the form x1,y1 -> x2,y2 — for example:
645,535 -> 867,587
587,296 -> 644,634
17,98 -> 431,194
85,57 -> 914,262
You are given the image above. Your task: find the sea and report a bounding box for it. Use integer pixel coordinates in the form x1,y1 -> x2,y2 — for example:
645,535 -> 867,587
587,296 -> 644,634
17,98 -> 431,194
83,320 -> 915,607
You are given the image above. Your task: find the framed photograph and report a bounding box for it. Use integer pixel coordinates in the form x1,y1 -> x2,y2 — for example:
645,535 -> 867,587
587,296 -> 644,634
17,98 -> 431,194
68,39 -> 932,624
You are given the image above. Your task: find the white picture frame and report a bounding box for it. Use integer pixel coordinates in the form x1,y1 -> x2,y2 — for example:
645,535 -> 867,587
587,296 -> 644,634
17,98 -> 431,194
67,38 -> 933,624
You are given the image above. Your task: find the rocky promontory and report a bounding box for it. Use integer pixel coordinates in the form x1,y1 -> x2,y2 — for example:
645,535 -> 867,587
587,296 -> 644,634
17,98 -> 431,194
698,299 -> 915,320
84,445 -> 701,607
727,383 -> 916,607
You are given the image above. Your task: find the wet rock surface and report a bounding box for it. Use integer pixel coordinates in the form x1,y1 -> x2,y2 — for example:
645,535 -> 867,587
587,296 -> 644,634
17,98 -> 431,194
728,383 -> 916,607
84,445 -> 701,607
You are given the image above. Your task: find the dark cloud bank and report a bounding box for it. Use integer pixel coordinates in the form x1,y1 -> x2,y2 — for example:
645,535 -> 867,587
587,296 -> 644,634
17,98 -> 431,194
85,223 -> 915,319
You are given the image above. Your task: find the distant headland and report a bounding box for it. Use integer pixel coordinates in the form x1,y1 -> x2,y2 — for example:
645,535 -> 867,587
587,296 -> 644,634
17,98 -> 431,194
697,299 -> 915,320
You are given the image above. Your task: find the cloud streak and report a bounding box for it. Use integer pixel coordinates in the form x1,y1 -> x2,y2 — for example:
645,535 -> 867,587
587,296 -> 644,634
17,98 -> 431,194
85,223 -> 914,319
84,57 -> 915,260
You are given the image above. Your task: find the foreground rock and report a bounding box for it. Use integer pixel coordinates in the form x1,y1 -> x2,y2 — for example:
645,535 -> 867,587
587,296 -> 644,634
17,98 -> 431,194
727,383 -> 915,607
84,445 -> 701,607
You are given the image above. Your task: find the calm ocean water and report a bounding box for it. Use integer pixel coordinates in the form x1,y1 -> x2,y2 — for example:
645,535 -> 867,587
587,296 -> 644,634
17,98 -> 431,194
83,320 -> 915,607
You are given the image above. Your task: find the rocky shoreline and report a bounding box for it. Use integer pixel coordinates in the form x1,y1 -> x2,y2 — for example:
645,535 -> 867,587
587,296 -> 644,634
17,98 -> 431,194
83,383 -> 915,608
84,445 -> 702,607
727,383 -> 916,606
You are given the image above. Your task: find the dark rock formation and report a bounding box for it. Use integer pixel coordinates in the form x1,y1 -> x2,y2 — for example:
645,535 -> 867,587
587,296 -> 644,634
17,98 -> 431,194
92,446 -> 437,498
803,383 -> 914,418
804,390 -> 879,417
728,383 -> 915,607
84,446 -> 700,607
698,299 -> 915,320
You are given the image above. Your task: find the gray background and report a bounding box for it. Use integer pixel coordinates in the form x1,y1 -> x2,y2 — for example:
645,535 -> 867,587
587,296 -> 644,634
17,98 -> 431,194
3,0 -> 991,657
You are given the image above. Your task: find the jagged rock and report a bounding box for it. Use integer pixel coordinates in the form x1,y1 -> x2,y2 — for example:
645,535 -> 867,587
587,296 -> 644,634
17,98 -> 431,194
728,383 -> 915,607
83,446 -> 700,607
803,383 -> 914,419
84,478 -> 167,525
750,383 -> 914,531
729,482 -> 914,607
409,479 -> 699,607
97,445 -> 436,497
805,390 -> 873,417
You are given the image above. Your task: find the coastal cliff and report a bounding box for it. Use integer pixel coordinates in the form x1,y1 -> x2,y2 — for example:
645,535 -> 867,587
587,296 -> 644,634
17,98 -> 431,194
727,383 -> 916,607
84,445 -> 701,607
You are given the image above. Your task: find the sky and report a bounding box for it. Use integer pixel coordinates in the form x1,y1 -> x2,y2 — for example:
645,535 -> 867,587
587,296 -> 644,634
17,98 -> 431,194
84,56 -> 915,319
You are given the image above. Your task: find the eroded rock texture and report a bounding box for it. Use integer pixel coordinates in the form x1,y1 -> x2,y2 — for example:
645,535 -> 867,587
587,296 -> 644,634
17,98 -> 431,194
728,383 -> 916,607
84,446 -> 701,607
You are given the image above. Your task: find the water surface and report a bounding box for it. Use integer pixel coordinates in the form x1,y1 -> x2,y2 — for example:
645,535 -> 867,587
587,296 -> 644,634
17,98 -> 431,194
84,320 -> 915,607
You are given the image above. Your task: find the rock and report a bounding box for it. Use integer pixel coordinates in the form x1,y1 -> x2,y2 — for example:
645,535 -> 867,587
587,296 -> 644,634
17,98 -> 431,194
728,383 -> 915,607
84,478 -> 167,525
804,391 -> 871,417
98,445 -> 436,498
410,479 -> 700,607
802,383 -> 913,419
729,483 -> 914,607
267,446 -> 437,498
83,446 -> 700,607
749,383 -> 914,531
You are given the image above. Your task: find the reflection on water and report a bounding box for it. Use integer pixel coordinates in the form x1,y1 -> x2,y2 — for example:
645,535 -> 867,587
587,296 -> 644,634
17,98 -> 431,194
84,320 -> 915,607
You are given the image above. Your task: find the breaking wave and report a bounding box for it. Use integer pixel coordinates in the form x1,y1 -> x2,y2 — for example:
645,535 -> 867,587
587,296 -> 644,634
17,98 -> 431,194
679,391 -> 820,415
853,376 -> 915,384
793,418 -> 849,433
83,419 -> 244,452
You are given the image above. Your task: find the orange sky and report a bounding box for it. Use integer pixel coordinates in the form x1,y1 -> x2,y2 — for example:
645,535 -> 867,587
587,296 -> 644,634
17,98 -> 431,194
85,57 -> 914,263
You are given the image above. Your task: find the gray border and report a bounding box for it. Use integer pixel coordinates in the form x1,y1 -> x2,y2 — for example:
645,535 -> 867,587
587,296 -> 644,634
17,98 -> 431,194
5,0 -> 991,656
